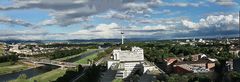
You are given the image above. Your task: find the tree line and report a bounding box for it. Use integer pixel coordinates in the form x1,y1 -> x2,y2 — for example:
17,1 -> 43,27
33,48 -> 86,59
0,55 -> 18,63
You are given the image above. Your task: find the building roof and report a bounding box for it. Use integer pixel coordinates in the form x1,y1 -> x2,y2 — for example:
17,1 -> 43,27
164,57 -> 178,65
175,60 -> 213,65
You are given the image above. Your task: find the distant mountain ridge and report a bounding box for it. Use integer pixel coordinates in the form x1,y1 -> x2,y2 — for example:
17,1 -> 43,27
0,38 -> 157,44
0,36 -> 238,44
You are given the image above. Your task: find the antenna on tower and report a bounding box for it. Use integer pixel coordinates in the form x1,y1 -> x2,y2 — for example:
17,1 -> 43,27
121,25 -> 124,44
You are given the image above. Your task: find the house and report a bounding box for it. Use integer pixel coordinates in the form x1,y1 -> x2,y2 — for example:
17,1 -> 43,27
173,60 -> 215,73
164,57 -> 179,65
164,57 -> 179,73
191,54 -> 207,61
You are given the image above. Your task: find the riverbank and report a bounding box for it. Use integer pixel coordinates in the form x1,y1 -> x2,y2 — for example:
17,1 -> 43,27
0,62 -> 29,75
28,68 -> 67,82
55,49 -> 97,61
74,53 -> 98,64
5,49 -> 104,82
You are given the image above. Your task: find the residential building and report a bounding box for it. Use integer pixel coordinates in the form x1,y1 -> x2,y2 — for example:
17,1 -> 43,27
108,47 -> 145,78
173,60 -> 215,73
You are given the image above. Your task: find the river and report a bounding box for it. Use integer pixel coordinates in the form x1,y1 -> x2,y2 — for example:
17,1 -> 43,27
0,49 -> 104,82
0,65 -> 59,82
65,49 -> 104,62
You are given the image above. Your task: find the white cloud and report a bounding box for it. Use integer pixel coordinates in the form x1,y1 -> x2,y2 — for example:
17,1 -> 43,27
148,0 -> 205,7
70,23 -> 178,39
182,14 -> 239,30
143,25 -> 171,30
1,0 -> 128,26
123,2 -> 153,14
0,16 -> 38,28
208,0 -> 238,6
136,18 -> 183,24
96,10 -> 132,20
71,23 -> 121,39
0,28 -> 48,40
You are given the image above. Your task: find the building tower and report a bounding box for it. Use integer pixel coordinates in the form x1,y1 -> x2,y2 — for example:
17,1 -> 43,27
121,26 -> 124,44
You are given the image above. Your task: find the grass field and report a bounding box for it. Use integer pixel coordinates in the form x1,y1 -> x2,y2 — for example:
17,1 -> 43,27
0,62 -> 29,75
55,49 -> 97,61
0,62 -> 12,66
74,53 -> 98,64
28,68 -> 66,82
0,44 -> 3,56
0,48 -> 3,56
9,68 -> 66,82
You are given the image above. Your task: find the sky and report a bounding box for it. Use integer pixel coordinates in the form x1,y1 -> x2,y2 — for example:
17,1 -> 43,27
0,0 -> 239,40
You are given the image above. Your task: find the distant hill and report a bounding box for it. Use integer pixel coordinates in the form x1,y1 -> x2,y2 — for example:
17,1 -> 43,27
0,38 -> 156,44
0,36 -> 238,44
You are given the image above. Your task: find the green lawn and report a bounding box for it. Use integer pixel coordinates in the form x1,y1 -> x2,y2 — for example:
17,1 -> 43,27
74,53 -> 98,64
0,62 -> 29,75
9,68 -> 66,82
0,62 -> 12,66
55,49 -> 97,61
0,44 -> 3,56
28,68 -> 66,82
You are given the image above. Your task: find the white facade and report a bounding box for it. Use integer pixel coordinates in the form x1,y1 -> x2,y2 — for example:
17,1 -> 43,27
113,47 -> 144,61
108,47 -> 145,78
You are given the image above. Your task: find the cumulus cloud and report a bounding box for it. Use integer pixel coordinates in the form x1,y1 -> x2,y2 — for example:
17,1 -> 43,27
70,23 -> 178,39
148,0 -> 205,7
0,0 -> 208,27
136,17 -> 184,25
1,0 -> 131,26
0,17 -> 38,28
96,10 -> 132,20
123,2 -> 153,14
208,0 -> 238,6
0,29 -> 48,40
182,14 -> 239,30
71,23 -> 120,39
165,13 -> 240,38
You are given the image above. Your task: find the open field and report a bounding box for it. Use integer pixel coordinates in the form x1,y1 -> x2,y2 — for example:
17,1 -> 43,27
28,68 -> 66,82
9,68 -> 66,82
0,62 -> 29,75
74,53 -> 98,64
0,44 -> 3,56
55,49 -> 97,61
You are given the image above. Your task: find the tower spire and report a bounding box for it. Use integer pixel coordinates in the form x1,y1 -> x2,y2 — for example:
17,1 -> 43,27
121,26 -> 124,44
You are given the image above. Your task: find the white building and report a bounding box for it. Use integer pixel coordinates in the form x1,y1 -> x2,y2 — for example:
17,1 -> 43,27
107,47 -> 145,78
9,44 -> 21,53
112,47 -> 144,62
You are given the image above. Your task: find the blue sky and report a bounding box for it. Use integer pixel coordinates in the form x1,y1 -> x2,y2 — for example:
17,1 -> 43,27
0,0 -> 239,40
